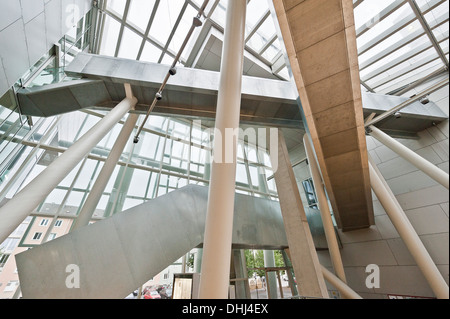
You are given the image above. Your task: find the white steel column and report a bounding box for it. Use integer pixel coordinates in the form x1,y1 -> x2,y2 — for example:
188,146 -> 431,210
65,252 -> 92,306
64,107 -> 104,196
369,125 -> 449,189
71,113 -> 139,231
369,161 -> 449,299
198,0 -> 247,299
303,134 -> 347,284
0,92 -> 137,243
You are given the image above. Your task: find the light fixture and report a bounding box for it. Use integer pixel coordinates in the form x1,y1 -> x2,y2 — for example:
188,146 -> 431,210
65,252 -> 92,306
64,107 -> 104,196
420,96 -> 430,105
193,16 -> 202,27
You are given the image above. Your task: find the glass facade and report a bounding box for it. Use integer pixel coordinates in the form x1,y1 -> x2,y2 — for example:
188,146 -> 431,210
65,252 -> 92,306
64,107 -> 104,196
0,0 -> 448,300
0,107 -> 279,221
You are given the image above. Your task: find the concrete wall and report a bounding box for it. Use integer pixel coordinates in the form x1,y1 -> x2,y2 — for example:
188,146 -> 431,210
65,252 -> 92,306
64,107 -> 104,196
292,80 -> 449,299
0,0 -> 91,97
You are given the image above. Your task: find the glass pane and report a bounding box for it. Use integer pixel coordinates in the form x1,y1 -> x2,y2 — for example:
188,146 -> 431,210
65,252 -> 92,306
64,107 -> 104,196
140,41 -> 162,63
127,0 -> 156,32
99,15 -> 121,57
149,0 -> 185,46
107,0 -> 126,17
118,27 -> 142,60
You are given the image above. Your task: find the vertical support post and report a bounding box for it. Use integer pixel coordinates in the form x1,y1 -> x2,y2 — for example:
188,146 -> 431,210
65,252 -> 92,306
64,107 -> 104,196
194,248 -> 203,273
0,92 -> 137,243
276,270 -> 284,299
71,112 -> 139,231
369,125 -> 449,189
303,134 -> 347,283
240,249 -> 251,299
263,250 -> 279,299
369,161 -> 449,299
198,0 -> 247,299
273,131 -> 329,298
232,250 -> 248,299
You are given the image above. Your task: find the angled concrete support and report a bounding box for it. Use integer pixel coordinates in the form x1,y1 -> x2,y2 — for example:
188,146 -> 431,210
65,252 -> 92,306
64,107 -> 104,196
369,160 -> 449,299
0,90 -> 137,243
303,134 -> 347,284
273,131 -> 329,298
369,125 -> 449,189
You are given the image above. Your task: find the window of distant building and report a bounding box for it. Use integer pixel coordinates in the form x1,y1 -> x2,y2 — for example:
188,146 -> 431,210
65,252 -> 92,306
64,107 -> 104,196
3,280 -> 18,292
54,220 -> 63,227
40,219 -> 49,226
32,232 -> 42,240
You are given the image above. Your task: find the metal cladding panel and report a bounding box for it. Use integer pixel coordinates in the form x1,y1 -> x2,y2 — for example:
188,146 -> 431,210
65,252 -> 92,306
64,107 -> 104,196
16,185 -> 300,299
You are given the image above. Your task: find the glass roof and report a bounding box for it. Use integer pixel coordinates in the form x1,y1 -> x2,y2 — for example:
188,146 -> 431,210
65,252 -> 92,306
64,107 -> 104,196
94,0 -> 449,95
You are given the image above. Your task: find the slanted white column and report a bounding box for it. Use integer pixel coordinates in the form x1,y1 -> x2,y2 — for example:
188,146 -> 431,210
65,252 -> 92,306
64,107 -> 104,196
321,266 -> 362,299
72,112 -> 139,231
198,0 -> 247,299
303,134 -> 347,284
369,125 -> 449,189
0,92 -> 137,243
369,161 -> 449,299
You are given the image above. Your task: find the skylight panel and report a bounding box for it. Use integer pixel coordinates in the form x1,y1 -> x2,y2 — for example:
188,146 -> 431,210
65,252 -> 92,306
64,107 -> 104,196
357,3 -> 415,49
262,39 -> 281,62
353,0 -> 394,31
149,0 -> 185,47
247,18 -> 276,53
246,0 -> 269,29
210,0 -> 227,27
376,59 -> 443,93
366,48 -> 439,88
358,20 -> 425,65
99,15 -> 121,57
425,2 -> 450,45
107,0 -> 126,17
140,41 -> 163,63
423,1 -> 449,25
127,0 -> 156,33
360,34 -> 435,80
118,27 -> 142,60
172,4 -> 199,61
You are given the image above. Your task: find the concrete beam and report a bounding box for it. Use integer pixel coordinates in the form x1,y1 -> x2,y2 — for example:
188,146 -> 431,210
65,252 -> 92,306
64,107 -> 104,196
271,0 -> 375,231
17,53 -> 447,133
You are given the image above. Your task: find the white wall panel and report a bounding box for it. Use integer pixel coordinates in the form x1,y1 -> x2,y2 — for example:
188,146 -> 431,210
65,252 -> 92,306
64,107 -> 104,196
0,0 -> 91,97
